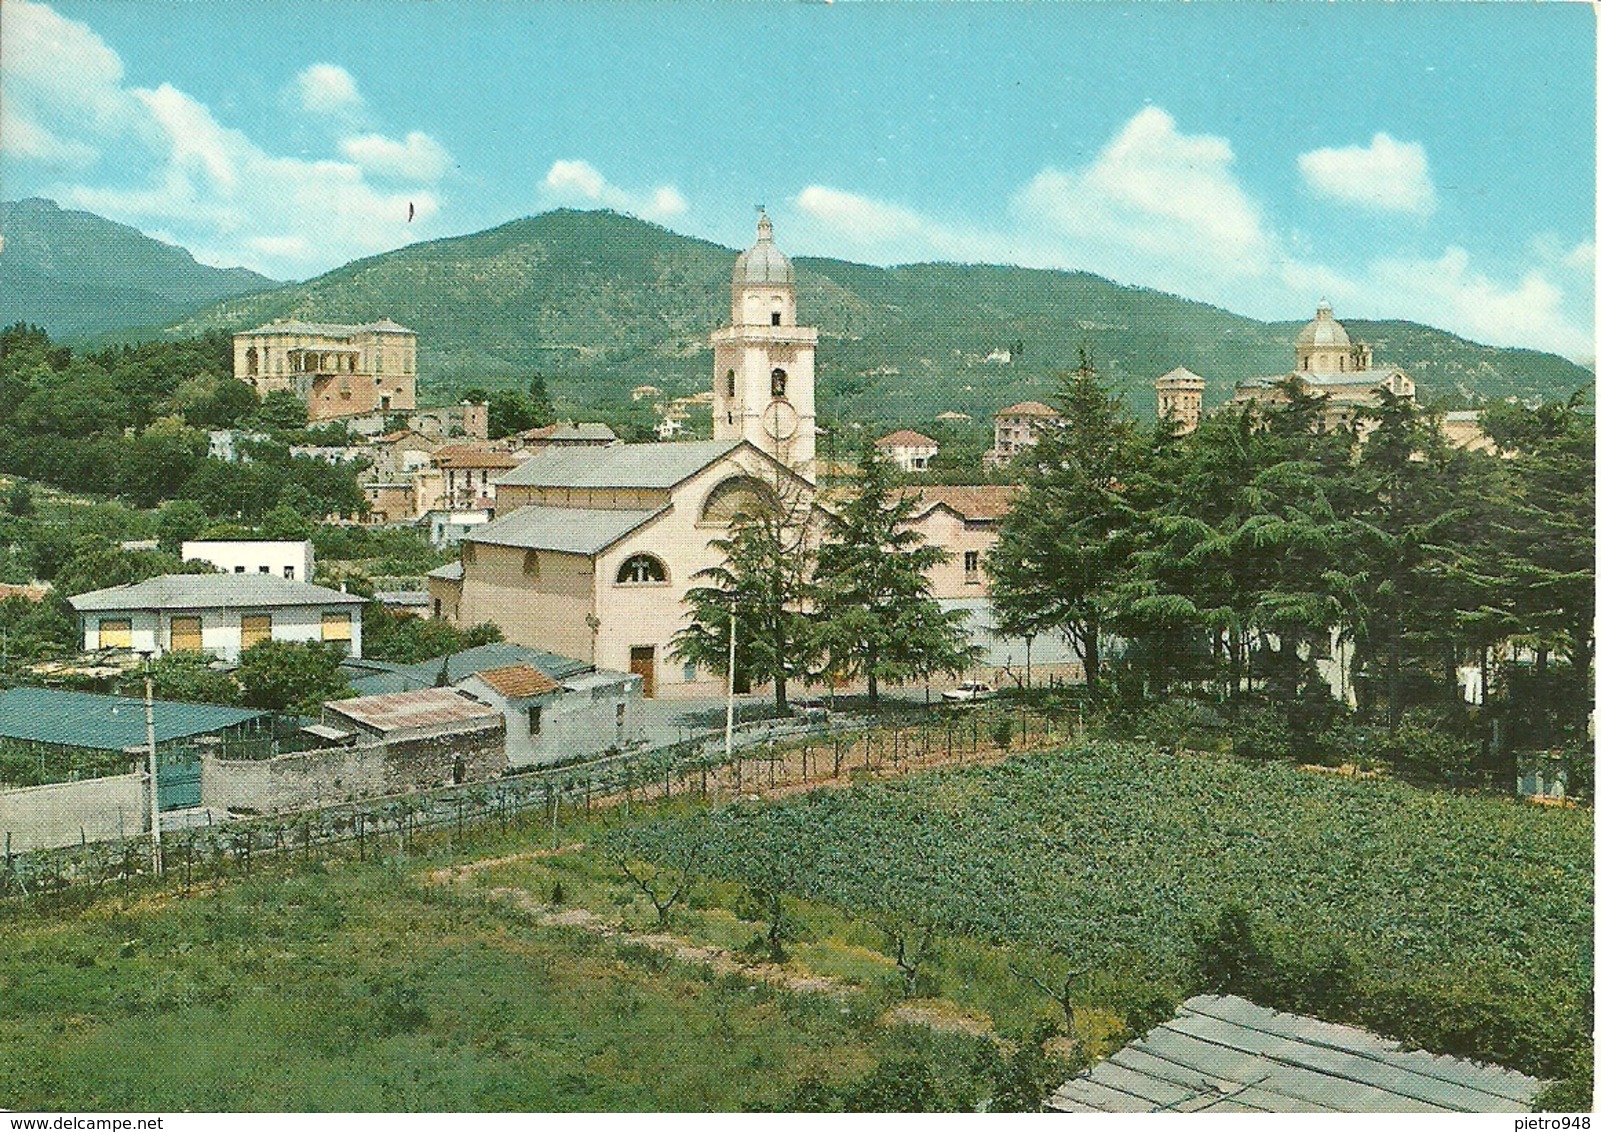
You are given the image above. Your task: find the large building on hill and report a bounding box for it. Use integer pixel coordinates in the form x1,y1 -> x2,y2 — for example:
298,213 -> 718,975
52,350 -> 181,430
232,319 -> 418,422
1230,302 -> 1415,429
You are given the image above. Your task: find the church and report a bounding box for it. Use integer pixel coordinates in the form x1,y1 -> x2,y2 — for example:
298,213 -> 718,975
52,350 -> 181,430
428,212 -> 822,697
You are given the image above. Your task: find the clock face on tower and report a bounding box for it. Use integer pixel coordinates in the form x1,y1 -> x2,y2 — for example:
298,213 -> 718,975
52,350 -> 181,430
761,399 -> 799,440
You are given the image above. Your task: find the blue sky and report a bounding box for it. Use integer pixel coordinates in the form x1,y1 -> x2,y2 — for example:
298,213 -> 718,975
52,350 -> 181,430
3,0 -> 1595,360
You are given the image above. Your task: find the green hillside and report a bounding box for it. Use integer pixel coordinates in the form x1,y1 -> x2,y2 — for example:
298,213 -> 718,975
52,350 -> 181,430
0,198 -> 278,339
159,208 -> 1592,427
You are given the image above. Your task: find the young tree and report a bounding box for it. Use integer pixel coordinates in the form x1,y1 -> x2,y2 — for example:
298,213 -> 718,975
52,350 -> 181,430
235,639 -> 353,713
989,349 -> 1141,691
671,469 -> 819,712
814,444 -> 978,705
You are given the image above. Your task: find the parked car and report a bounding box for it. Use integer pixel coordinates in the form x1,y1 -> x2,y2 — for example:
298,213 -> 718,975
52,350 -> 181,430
942,681 -> 996,703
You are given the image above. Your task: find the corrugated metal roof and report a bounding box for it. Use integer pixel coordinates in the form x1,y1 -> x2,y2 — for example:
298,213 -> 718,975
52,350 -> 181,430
344,643 -> 592,696
0,687 -> 267,751
495,439 -> 740,489
466,504 -> 665,556
70,575 -> 364,613
471,664 -> 561,699
1048,996 -> 1544,1114
324,688 -> 500,735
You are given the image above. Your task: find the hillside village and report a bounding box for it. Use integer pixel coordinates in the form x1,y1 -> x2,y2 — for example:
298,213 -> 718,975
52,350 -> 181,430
0,200 -> 1592,1114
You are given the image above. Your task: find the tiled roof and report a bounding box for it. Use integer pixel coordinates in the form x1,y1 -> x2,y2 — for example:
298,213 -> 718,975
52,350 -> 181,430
70,574 -> 364,612
0,582 -> 49,603
343,642 -> 591,696
324,688 -> 500,735
472,663 -> 561,699
433,444 -> 521,469
496,439 -> 740,489
897,485 -> 1020,522
467,505 -> 665,556
1048,995 -> 1543,1113
995,400 -> 1060,419
237,318 -> 415,337
0,686 -> 266,751
1237,365 -> 1407,391
1157,366 -> 1207,384
875,429 -> 938,448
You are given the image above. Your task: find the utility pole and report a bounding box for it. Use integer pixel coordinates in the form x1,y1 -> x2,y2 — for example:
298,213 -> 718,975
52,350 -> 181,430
724,613 -> 737,766
142,652 -> 162,876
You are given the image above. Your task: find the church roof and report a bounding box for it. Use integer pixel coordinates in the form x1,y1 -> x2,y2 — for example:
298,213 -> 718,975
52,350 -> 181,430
1295,302 -> 1351,349
1237,365 -> 1407,391
466,504 -> 667,556
731,211 -> 795,287
495,439 -> 741,490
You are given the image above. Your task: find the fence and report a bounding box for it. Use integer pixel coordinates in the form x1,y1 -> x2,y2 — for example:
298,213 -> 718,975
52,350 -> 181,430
0,701 -> 1066,904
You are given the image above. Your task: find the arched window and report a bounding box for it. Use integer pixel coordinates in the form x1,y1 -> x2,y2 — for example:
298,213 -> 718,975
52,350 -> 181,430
616,554 -> 667,584
725,369 -> 736,398
700,475 -> 773,526
770,368 -> 787,398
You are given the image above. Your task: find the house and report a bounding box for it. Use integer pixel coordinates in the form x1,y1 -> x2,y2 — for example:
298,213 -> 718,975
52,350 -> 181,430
288,443 -> 369,466
69,574 -> 365,661
1441,409 -> 1496,453
366,430 -> 439,480
513,422 -> 620,453
362,482 -> 416,524
986,400 -> 1060,464
631,384 -> 664,401
1231,303 -> 1415,431
424,506 -> 493,550
655,416 -> 686,440
432,443 -> 523,508
893,485 -> 1019,599
232,318 -> 418,422
875,429 -> 939,472
373,590 -> 431,619
429,438 -> 814,697
315,687 -> 505,783
1048,995 -> 1543,1113
182,539 -> 315,582
341,641 -> 594,697
456,662 -> 644,767
207,429 -> 270,463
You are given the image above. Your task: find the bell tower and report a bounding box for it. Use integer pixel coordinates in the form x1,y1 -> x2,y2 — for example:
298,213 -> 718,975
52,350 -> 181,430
710,209 -> 817,478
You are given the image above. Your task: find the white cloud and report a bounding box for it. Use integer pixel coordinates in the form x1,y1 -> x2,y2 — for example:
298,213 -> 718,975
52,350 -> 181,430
541,159 -> 687,221
0,0 -> 139,168
1298,133 -> 1437,216
794,107 -> 1592,362
340,131 -> 453,180
289,63 -> 364,119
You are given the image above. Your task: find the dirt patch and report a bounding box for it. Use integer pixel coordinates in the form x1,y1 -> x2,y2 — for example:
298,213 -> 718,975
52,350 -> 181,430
883,998 -> 998,1040
424,842 -> 587,886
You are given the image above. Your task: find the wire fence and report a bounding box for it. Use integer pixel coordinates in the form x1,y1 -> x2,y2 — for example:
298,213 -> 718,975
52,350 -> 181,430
0,701 -> 1068,907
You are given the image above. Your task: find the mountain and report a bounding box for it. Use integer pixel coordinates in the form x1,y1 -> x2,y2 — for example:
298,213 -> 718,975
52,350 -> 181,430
157,208 -> 1593,426
0,198 -> 278,340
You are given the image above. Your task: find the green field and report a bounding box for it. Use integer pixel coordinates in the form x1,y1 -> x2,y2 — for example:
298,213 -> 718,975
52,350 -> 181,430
0,740 -> 1590,1110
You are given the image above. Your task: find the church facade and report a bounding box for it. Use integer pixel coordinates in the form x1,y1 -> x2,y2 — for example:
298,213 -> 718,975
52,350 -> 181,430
428,215 -> 823,698
1230,302 -> 1415,429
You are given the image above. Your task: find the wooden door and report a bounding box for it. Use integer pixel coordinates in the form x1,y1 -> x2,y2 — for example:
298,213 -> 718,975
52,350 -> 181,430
170,616 -> 202,652
629,646 -> 656,699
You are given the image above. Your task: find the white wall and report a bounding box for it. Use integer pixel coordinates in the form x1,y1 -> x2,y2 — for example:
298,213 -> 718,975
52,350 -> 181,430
83,603 -> 362,661
0,773 -> 147,853
459,672 -> 644,767
182,540 -> 316,582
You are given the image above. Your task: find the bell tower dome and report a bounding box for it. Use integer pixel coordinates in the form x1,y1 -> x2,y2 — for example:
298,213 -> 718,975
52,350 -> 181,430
710,210 -> 818,479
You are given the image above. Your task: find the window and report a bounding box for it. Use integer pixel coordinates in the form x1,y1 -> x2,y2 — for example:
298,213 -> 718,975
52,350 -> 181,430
246,347 -> 259,376
321,610 -> 353,645
234,565 -> 246,574
284,566 -> 295,580
699,476 -> 771,526
434,598 -> 442,618
964,550 -> 981,582
523,549 -> 540,577
170,616 -> 203,652
770,368 -> 787,398
771,311 -> 782,326
616,703 -> 626,728
527,705 -> 542,735
725,370 -> 736,398
241,613 -> 272,648
99,618 -> 132,649
617,554 -> 667,584
683,663 -> 698,683
463,543 -> 477,565
259,565 -> 270,574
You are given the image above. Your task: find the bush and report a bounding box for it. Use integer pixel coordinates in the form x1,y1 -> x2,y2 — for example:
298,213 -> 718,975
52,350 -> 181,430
992,719 -> 1015,751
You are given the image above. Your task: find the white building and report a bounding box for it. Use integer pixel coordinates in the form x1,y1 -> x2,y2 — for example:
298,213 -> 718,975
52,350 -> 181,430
70,574 -> 365,662
874,429 -> 939,472
182,539 -> 316,583
986,400 -> 1061,464
456,663 -> 644,767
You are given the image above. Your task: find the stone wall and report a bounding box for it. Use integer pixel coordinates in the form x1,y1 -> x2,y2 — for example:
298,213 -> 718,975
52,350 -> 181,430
0,774 -> 147,853
202,720 -> 505,815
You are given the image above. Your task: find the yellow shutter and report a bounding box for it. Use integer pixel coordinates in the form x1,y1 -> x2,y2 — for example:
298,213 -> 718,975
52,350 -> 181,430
99,618 -> 132,649
170,616 -> 203,652
241,613 -> 272,648
321,611 -> 352,642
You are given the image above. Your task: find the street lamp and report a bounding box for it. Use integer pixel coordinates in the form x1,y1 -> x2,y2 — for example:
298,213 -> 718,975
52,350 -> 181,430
140,650 -> 162,876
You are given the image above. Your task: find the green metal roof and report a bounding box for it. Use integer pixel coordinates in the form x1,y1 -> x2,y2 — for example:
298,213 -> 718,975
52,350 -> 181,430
0,687 -> 268,751
343,643 -> 592,696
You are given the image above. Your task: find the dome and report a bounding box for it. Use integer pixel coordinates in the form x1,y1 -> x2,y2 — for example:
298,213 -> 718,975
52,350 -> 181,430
731,211 -> 795,287
1295,301 -> 1350,349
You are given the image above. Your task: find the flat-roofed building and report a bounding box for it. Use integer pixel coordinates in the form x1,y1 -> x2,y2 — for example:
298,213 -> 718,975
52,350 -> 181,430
182,539 -> 315,582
